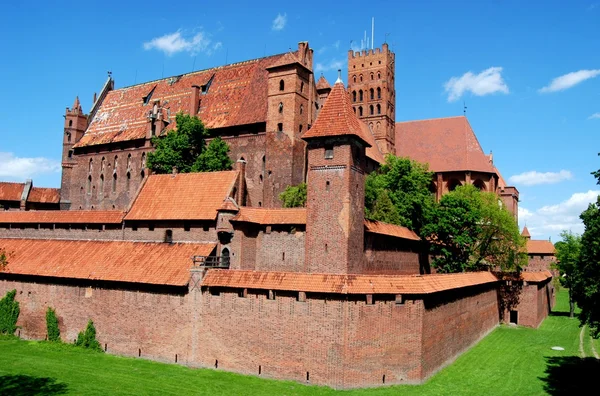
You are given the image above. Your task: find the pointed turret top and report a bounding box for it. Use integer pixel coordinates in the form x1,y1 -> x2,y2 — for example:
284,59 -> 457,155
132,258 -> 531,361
301,78 -> 372,146
315,74 -> 331,91
521,226 -> 531,239
72,96 -> 81,111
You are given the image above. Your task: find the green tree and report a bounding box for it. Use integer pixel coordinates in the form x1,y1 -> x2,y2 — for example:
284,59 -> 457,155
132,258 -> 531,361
279,183 -> 307,208
554,231 -> 581,318
369,190 -> 401,225
75,320 -> 102,351
365,155 -> 434,234
146,113 -> 232,174
0,289 -> 20,335
46,307 -> 61,342
0,247 -> 8,271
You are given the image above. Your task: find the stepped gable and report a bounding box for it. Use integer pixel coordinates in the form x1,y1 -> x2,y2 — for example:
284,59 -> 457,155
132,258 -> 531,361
75,51 -> 294,147
527,239 -> 555,255
0,182 -> 24,201
232,207 -> 307,225
364,219 -> 420,241
0,210 -> 124,224
202,270 -> 498,295
125,171 -> 239,221
395,116 -> 495,173
0,239 -> 215,286
27,187 -> 60,204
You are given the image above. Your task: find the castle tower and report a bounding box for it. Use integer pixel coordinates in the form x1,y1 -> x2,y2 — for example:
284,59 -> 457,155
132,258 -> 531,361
263,42 -> 314,208
302,73 -> 369,274
347,43 -> 396,154
60,96 -> 88,210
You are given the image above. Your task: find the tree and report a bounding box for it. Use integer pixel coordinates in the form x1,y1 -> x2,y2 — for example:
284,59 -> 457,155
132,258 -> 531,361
146,113 -> 232,174
365,155 -> 434,234
46,307 -> 61,342
423,184 -> 525,273
554,231 -> 581,318
279,183 -> 307,208
75,320 -> 102,351
0,289 -> 19,335
0,247 -> 8,271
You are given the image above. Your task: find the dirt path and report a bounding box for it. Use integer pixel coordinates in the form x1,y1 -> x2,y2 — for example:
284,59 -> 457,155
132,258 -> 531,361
579,326 -> 586,358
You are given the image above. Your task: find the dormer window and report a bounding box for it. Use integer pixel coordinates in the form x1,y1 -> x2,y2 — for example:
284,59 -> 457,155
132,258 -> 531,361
325,145 -> 334,159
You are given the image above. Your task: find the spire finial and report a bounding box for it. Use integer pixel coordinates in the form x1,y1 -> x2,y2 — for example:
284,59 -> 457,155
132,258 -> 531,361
335,69 -> 343,84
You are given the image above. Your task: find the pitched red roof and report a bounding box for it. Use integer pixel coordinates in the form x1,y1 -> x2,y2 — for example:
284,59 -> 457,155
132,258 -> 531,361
315,75 -> 331,91
364,219 -> 420,241
27,187 -> 60,204
0,239 -> 216,286
218,197 -> 240,212
125,171 -> 238,221
527,239 -> 555,255
75,51 -> 298,147
521,270 -> 553,283
232,208 -> 307,225
395,116 -> 495,173
0,182 -> 24,201
302,82 -> 373,146
202,270 -> 498,295
0,210 -> 124,224
521,226 -> 531,238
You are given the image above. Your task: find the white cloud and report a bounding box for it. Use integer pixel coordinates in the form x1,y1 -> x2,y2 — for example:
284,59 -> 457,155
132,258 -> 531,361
588,112 -> 600,119
272,13 -> 287,31
143,30 -> 220,56
508,170 -> 573,186
539,69 -> 600,93
444,67 -> 509,102
519,190 -> 600,238
315,59 -> 344,74
0,152 -> 60,180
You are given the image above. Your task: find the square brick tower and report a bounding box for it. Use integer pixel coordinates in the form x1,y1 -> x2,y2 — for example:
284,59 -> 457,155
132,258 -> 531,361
60,97 -> 88,210
347,43 -> 396,155
302,73 -> 371,274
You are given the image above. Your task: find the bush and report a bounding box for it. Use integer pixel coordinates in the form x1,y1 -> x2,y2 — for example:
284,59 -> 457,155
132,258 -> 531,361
75,320 -> 102,352
46,307 -> 60,342
0,289 -> 20,335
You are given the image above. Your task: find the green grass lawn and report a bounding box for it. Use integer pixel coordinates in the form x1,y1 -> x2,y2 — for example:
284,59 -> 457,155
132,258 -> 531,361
0,289 -> 598,395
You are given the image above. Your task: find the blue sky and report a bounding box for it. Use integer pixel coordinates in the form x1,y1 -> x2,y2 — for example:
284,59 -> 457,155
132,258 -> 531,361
0,0 -> 598,241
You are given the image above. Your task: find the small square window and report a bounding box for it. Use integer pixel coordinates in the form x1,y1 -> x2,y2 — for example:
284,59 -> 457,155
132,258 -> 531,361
277,123 -> 283,132
184,222 -> 191,232
325,145 -> 334,159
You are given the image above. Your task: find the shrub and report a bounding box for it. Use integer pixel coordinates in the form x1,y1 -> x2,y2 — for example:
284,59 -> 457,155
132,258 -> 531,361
46,307 -> 60,342
0,289 -> 20,335
75,319 -> 102,352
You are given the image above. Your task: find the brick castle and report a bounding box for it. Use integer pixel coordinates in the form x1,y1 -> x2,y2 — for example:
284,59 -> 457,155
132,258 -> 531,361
0,41 -> 555,389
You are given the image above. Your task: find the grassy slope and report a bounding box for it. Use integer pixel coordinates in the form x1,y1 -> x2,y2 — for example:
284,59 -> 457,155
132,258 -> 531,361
0,290 -> 589,395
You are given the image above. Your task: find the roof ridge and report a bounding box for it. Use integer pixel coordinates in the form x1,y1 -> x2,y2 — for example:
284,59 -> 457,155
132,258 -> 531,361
395,115 -> 466,124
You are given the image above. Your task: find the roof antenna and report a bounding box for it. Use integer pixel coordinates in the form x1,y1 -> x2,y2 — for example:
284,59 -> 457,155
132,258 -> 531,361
192,56 -> 197,72
335,69 -> 343,84
107,70 -> 112,79
463,101 -> 467,116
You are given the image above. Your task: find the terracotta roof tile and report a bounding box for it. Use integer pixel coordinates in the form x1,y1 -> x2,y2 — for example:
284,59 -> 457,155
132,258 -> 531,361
527,239 -> 555,255
27,187 -> 60,204
364,219 -> 420,241
232,207 -> 307,225
395,116 -> 495,173
521,226 -> 531,238
0,182 -> 24,201
202,270 -> 498,295
125,171 -> 238,221
302,82 -> 373,146
75,52 -> 298,147
0,210 -> 124,224
0,239 -> 216,286
315,75 -> 331,91
521,270 -> 553,283
218,197 -> 240,212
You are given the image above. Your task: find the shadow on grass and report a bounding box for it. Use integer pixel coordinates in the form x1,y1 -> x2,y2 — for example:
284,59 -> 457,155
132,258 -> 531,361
549,311 -> 572,317
541,356 -> 600,395
0,374 -> 68,395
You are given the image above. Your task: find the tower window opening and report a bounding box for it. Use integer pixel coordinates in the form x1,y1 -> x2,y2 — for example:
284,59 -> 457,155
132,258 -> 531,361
359,106 -> 363,117
299,124 -> 303,134
370,73 -> 374,80
279,79 -> 284,91
377,87 -> 381,99
325,181 -> 330,191
299,104 -> 303,115
87,176 -> 92,194
359,75 -> 363,82
324,145 -> 334,159
68,150 -> 73,159
300,81 -> 304,92
66,132 -> 71,143
377,104 -> 381,114
359,90 -> 363,102
370,88 -> 374,100
353,75 -> 356,83
68,120 -> 73,127
277,123 -> 283,132
278,102 -> 283,113
352,91 -> 357,102
369,105 -> 374,115
112,173 -> 117,193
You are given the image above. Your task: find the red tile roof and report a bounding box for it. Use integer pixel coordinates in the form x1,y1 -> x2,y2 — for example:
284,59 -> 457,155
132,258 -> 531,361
27,187 -> 60,204
521,226 -> 531,238
315,75 -> 331,91
521,270 -> 553,283
0,182 -> 24,201
202,270 -> 498,295
232,207 -> 307,225
527,239 -> 555,255
0,239 -> 216,286
0,210 -> 124,224
364,219 -> 420,241
125,171 -> 238,221
75,51 -> 298,147
218,197 -> 240,212
395,116 -> 495,173
302,82 -> 373,146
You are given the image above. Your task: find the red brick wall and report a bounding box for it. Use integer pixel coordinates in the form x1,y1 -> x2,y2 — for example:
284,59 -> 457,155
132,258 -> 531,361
421,286 -> 499,379
513,281 -> 553,328
525,255 -> 556,273
363,234 -> 420,274
256,228 -> 305,272
0,224 -> 123,240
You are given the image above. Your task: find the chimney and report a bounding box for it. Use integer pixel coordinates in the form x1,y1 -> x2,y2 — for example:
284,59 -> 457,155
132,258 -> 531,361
172,166 -> 178,176
235,159 -> 247,206
21,179 -> 33,210
190,85 -> 200,115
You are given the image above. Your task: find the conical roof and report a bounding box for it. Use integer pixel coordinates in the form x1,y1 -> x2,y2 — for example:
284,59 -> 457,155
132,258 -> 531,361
316,75 -> 331,91
521,226 -> 531,238
72,96 -> 81,111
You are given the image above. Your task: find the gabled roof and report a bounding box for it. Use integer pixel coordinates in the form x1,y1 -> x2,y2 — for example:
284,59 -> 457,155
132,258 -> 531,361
202,270 -> 498,295
75,51 -> 300,147
0,182 -> 24,201
0,210 -> 124,224
218,197 -> 240,212
125,171 -> 239,221
0,238 -> 215,286
521,270 -> 553,283
315,75 -> 331,91
521,226 -> 531,238
395,116 -> 495,173
527,239 -> 555,255
364,219 -> 420,241
27,187 -> 60,204
302,82 -> 373,146
232,207 -> 307,225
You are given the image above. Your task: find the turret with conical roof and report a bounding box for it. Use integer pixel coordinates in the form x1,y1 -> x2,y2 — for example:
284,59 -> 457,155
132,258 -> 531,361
521,226 -> 531,239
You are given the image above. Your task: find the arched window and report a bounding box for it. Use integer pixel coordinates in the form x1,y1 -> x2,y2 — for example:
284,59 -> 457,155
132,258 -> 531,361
87,176 -> 92,194
66,132 -> 71,143
99,174 -> 104,198
278,102 -> 283,113
377,87 -> 381,99
353,107 -> 356,114
352,91 -> 357,102
376,104 -> 381,114
377,72 -> 381,79
141,152 -> 146,169
448,179 -> 462,192
370,73 -> 374,80
279,79 -> 284,91
221,247 -> 230,267
299,104 -> 303,115
370,88 -> 374,100
126,172 -> 131,191
112,173 -> 117,193
127,154 -> 132,170
369,105 -> 374,115
101,157 -> 106,172
68,120 -> 73,127
473,179 -> 486,191
359,75 -> 363,82
89,158 -> 93,173
359,90 -> 363,102
353,75 -> 356,83
358,106 -> 363,116
299,124 -> 303,133
113,156 -> 118,171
